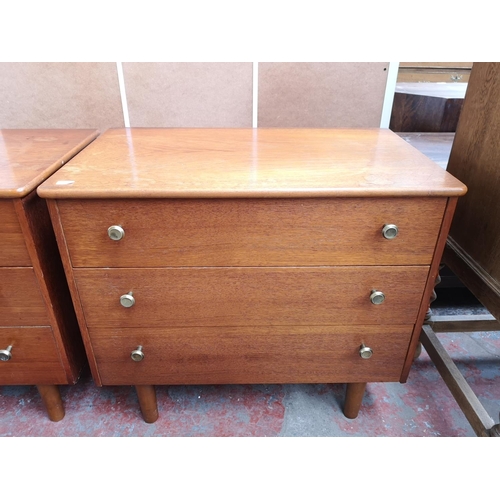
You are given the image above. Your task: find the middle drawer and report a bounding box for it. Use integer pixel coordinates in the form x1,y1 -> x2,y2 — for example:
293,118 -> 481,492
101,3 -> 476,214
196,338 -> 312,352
0,268 -> 48,326
74,266 -> 429,328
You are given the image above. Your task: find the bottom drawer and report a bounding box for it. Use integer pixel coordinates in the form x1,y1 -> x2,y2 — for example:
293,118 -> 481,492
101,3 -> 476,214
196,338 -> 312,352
89,325 -> 413,385
0,327 -> 67,385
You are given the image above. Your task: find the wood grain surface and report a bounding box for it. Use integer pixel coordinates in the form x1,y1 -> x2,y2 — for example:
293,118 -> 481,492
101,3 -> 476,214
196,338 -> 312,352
46,199 -> 102,386
0,129 -> 98,198
397,63 -> 472,84
14,192 -> 85,381
390,83 -> 467,133
73,266 -> 429,328
36,384 -> 65,422
0,129 -> 98,403
0,268 -> 48,326
37,127 -> 465,409
344,382 -> 368,419
0,327 -> 66,385
443,63 -> 500,320
36,128 -> 467,199
0,200 -> 31,266
401,197 -> 458,382
58,197 -> 446,267
390,94 -> 464,133
89,325 -> 413,385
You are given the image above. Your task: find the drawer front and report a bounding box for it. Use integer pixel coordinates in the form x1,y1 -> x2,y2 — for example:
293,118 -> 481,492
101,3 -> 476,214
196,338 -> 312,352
74,266 -> 429,328
0,327 -> 66,384
0,268 -> 48,326
0,200 -> 31,266
89,325 -> 413,385
58,198 -> 446,267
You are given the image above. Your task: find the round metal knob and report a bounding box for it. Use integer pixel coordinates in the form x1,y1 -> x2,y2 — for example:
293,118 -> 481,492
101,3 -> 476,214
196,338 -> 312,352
131,345 -> 144,362
108,225 -> 125,241
370,290 -> 385,305
0,345 -> 13,362
382,224 -> 398,240
359,344 -> 373,359
120,292 -> 135,308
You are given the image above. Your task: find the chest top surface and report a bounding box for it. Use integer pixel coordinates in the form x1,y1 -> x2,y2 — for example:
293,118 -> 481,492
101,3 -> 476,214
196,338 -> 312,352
36,128 -> 466,199
0,129 -> 98,198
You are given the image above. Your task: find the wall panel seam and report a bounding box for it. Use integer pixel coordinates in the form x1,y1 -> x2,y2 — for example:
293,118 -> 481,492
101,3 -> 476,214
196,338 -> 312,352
380,62 -> 399,128
116,62 -> 131,127
253,62 -> 259,128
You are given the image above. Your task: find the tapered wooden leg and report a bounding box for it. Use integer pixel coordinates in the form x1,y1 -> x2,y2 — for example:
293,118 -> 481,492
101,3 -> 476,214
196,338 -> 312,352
135,385 -> 158,423
343,382 -> 367,419
37,385 -> 65,422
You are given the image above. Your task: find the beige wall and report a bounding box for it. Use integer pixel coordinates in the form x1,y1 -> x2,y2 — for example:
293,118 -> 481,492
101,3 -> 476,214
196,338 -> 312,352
0,63 -> 125,131
0,62 -> 389,131
258,62 -> 388,127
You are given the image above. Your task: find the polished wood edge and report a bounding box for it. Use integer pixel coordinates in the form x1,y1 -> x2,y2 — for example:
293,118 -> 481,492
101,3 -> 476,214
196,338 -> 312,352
343,382 -> 367,419
35,128 -> 467,199
14,193 -> 83,382
37,187 -> 468,200
3,130 -> 99,199
37,385 -> 65,422
135,385 -> 159,424
0,199 -> 32,266
46,199 -> 102,386
400,197 -> 458,381
420,325 -> 496,437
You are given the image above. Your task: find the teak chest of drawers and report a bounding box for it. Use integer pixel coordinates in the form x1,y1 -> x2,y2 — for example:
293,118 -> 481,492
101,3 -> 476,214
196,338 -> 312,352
0,129 -> 98,421
37,128 -> 467,423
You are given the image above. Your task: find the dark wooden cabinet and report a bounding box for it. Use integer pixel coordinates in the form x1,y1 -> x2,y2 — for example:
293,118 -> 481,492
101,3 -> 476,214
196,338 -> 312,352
390,83 -> 467,132
443,63 -> 500,320
412,63 -> 500,437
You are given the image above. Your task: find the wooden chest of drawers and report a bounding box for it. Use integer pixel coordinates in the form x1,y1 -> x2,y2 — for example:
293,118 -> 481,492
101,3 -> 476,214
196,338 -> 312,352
37,128 -> 467,423
0,129 -> 98,420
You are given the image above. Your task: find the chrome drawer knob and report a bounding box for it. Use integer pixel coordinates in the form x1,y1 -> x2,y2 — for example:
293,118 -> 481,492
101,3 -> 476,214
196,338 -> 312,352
359,344 -> 373,359
108,225 -> 125,241
370,290 -> 385,305
382,224 -> 398,239
0,345 -> 13,362
120,292 -> 135,308
131,345 -> 144,362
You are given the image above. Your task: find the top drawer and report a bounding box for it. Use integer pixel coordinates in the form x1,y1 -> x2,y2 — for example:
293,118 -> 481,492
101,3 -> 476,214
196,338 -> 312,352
0,200 -> 31,267
57,197 -> 447,268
